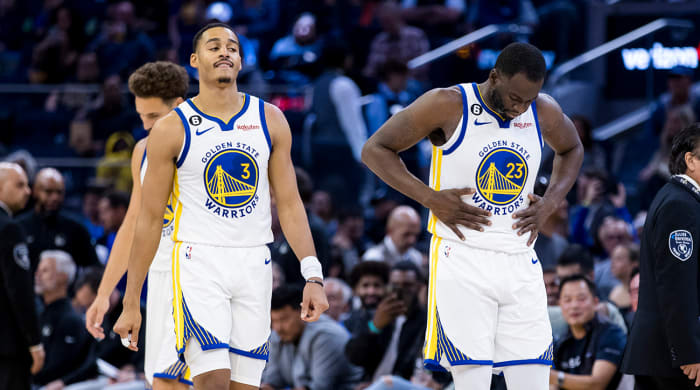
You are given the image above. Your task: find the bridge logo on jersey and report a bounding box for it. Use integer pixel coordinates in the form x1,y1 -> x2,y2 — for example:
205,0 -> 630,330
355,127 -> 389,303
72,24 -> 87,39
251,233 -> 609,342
204,149 -> 259,209
162,198 -> 175,236
475,147 -> 527,206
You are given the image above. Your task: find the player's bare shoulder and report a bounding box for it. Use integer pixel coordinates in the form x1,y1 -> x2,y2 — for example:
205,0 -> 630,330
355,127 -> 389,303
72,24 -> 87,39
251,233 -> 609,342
262,100 -> 290,146
534,93 -> 565,132
149,111 -> 185,157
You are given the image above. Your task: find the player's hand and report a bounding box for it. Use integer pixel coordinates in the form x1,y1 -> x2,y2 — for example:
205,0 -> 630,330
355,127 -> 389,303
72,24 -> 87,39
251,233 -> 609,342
681,363 -> 700,387
29,344 -> 45,374
373,294 -> 406,329
301,278 -> 329,322
85,294 -> 110,340
425,187 -> 491,240
512,193 -> 553,246
45,379 -> 64,390
113,303 -> 142,351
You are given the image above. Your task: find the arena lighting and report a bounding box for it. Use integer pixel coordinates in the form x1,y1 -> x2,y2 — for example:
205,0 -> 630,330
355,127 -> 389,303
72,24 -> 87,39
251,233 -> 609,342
621,42 -> 699,70
477,49 -> 556,70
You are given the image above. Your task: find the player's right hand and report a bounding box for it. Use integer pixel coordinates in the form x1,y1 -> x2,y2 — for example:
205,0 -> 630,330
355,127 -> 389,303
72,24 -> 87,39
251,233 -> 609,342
373,295 -> 406,329
426,187 -> 491,239
113,304 -> 142,352
29,344 -> 44,374
85,294 -> 110,340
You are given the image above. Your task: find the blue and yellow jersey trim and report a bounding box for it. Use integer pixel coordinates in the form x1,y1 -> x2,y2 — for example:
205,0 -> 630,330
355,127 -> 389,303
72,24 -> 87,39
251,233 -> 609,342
187,94 -> 250,131
229,340 -> 270,361
427,148 -> 443,235
153,360 -> 192,385
472,83 -> 510,128
173,107 -> 191,168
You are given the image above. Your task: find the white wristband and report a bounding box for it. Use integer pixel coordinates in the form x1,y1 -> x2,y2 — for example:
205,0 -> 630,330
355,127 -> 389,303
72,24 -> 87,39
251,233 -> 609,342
300,256 -> 323,281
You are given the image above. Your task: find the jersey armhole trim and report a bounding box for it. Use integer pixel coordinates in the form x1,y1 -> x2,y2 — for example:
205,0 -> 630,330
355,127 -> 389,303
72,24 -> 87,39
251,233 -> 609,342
174,107 -> 191,168
259,99 -> 272,152
441,84 -> 468,156
532,100 -> 544,149
140,146 -> 147,170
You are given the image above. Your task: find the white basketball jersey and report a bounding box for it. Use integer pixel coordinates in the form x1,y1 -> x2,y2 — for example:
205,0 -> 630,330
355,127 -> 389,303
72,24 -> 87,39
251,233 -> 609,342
170,94 -> 273,246
140,153 -> 176,272
427,83 -> 543,253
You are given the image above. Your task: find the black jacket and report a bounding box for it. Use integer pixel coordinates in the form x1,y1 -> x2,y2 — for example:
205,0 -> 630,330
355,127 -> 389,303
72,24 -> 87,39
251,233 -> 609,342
622,176 -> 700,377
0,207 -> 41,360
16,210 -> 100,274
344,303 -> 427,380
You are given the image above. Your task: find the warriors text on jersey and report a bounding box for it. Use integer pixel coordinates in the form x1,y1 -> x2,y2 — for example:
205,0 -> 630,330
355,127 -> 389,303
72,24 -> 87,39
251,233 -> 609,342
171,94 -> 273,247
427,83 -> 543,253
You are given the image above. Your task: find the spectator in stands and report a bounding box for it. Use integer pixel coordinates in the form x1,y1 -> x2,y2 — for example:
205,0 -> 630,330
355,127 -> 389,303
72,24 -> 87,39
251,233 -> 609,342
346,261 -> 426,384
363,1 -> 429,82
331,206 -> 368,277
345,261 -> 391,331
543,266 -> 559,307
33,250 -> 97,388
262,285 -> 363,390
648,65 -> 700,137
400,0 -> 466,41
87,0 -> 155,78
365,188 -> 403,245
324,277 -> 353,322
309,43 -> 368,206
550,275 -> 626,390
17,168 -> 100,274
593,216 -> 634,300
269,12 -> 325,84
573,114 -> 607,172
96,190 -> 129,258
228,0 -> 280,56
627,268 -> 639,326
363,205 -> 422,267
551,244 -> 627,338
272,261 -> 285,290
270,167 -> 331,285
310,190 -> 337,238
0,162 -> 43,390
608,243 -> 640,316
96,131 -> 136,193
73,267 -> 145,382
81,183 -> 106,241
365,61 -> 418,136
533,175 -> 569,269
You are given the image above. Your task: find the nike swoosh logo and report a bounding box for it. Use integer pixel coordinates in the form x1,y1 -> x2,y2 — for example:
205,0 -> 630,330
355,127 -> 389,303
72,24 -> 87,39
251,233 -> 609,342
264,258 -> 271,265
474,120 -> 491,126
531,258 -> 538,264
195,126 -> 214,136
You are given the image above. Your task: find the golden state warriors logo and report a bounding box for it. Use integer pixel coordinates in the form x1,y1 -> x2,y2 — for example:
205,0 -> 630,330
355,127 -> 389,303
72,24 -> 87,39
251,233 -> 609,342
163,201 -> 174,227
204,149 -> 258,208
476,147 -> 527,205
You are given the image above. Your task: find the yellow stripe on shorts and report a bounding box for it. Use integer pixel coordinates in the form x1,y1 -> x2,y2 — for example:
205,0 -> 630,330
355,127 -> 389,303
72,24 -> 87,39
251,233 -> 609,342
424,235 -> 442,360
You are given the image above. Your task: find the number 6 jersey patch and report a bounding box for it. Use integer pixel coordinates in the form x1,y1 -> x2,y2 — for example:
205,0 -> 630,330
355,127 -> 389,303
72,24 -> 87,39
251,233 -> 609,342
669,230 -> 693,262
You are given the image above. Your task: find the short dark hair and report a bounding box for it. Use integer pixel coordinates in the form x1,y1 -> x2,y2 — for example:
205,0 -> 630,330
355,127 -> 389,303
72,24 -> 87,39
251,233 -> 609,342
558,273 -> 597,298
271,284 -> 304,311
102,190 -> 130,209
495,42 -> 546,82
75,266 -> 104,293
669,123 -> 700,175
391,260 -> 422,280
128,61 -> 189,103
630,266 -> 639,280
557,244 -> 594,275
192,22 -> 236,53
349,261 -> 390,288
377,60 -> 409,82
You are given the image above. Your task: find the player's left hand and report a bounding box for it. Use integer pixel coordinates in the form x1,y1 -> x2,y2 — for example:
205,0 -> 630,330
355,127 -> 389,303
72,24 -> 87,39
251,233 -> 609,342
113,304 -> 142,352
512,193 -> 554,246
301,278 -> 329,322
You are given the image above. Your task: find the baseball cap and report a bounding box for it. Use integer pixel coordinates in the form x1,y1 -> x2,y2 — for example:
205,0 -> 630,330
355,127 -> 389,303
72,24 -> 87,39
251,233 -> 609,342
668,65 -> 694,78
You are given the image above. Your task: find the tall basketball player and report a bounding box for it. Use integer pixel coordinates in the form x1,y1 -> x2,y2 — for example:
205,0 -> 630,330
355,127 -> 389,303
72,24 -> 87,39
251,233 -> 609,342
362,43 -> 583,389
114,23 -> 329,390
85,61 -> 192,389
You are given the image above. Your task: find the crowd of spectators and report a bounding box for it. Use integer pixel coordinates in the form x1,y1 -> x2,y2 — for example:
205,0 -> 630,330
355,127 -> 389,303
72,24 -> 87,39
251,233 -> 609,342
0,0 -> 699,389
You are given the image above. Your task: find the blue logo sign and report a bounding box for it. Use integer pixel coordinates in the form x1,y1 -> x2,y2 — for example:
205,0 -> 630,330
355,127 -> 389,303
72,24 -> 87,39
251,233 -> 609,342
669,230 -> 693,262
204,149 -> 258,208
476,148 -> 527,205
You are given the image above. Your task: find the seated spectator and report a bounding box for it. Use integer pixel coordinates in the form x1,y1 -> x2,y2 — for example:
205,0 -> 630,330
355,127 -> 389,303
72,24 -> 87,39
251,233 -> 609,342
346,261 -> 426,384
363,205 -> 422,267
97,190 -> 129,257
533,175 -> 569,270
543,266 -> 559,307
324,277 -> 353,322
363,1 -> 429,82
81,183 -> 106,242
626,268 -> 640,326
331,207 -> 368,278
96,131 -> 135,193
17,168 -> 100,274
648,65 -> 700,137
550,275 -> 626,390
310,190 -> 337,238
608,243 -> 640,315
262,285 -> 363,390
551,244 -> 627,338
33,250 -> 97,388
344,261 -> 390,332
269,13 -> 324,85
73,266 -> 102,315
400,0 -> 466,42
593,216 -> 634,300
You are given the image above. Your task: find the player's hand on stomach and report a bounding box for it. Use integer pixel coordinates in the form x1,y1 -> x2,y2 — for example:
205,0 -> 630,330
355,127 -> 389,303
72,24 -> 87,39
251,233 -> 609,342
512,193 -> 553,246
85,293 -> 110,340
373,294 -> 407,329
426,187 -> 491,239
113,305 -> 142,351
301,278 -> 329,322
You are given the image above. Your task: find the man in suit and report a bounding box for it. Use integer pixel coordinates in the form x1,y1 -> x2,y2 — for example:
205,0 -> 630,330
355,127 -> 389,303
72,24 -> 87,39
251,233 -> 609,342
622,123 -> 700,389
0,162 -> 44,389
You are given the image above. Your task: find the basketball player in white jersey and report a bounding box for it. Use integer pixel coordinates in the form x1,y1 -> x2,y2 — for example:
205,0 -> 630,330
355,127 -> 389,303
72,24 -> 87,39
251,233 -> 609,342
363,43 -> 583,389
84,61 -> 192,389
113,23 -> 329,390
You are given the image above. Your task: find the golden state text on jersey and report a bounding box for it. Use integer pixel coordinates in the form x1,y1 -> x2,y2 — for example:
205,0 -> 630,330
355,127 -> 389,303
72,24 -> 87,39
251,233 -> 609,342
427,83 -> 543,253
169,94 -> 274,247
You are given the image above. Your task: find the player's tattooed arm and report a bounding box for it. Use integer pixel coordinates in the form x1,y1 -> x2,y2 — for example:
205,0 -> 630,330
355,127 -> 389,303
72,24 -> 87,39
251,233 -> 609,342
362,87 -> 491,239
512,93 -> 583,245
